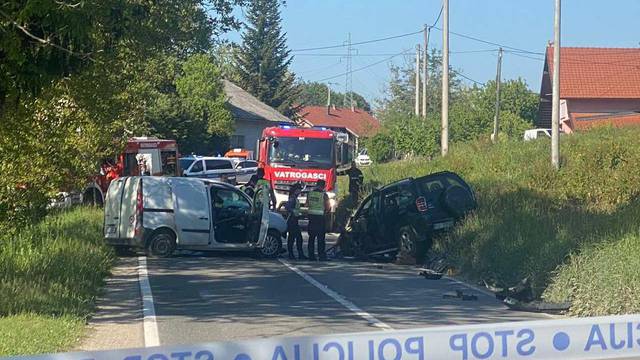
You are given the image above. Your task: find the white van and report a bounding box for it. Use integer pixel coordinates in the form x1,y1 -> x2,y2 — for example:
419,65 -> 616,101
103,176 -> 286,258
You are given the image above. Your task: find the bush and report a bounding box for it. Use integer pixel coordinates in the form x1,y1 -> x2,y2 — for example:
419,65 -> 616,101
357,127 -> 640,314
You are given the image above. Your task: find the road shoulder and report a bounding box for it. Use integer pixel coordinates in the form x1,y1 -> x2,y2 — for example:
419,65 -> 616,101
76,257 -> 144,351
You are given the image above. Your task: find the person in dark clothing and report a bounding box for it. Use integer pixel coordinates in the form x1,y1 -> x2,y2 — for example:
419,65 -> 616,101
241,174 -> 257,198
306,179 -> 329,261
347,161 -> 364,200
285,183 -> 306,260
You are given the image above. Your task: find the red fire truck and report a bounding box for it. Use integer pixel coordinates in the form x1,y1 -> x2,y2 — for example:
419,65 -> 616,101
82,137 -> 179,206
257,126 -> 351,230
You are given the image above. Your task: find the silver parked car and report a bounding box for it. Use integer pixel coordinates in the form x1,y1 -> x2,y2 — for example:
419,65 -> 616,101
103,176 -> 286,258
233,159 -> 259,184
180,156 -> 238,184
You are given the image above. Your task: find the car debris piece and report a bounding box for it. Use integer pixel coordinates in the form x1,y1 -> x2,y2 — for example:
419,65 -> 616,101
503,298 -> 570,314
418,268 -> 444,280
442,289 -> 478,301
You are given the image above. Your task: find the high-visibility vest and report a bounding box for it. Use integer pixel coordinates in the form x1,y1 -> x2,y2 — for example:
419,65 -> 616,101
307,190 -> 325,216
254,179 -> 271,207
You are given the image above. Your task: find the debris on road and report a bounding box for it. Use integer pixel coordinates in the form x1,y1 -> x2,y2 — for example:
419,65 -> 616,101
443,289 -> 478,301
418,268 -> 443,280
503,297 -> 570,314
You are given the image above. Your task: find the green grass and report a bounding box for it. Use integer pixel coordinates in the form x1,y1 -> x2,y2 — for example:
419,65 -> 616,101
0,207 -> 114,356
355,127 -> 640,315
0,314 -> 84,356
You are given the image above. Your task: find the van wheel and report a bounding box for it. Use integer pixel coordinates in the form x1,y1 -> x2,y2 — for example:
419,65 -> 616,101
259,230 -> 282,259
396,226 -> 418,264
147,230 -> 176,257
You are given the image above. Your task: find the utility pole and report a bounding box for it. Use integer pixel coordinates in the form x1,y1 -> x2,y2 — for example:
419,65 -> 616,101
415,44 -> 421,116
326,83 -> 331,114
492,48 -> 503,143
551,0 -> 561,169
343,33 -> 354,109
422,25 -> 429,119
441,0 -> 449,156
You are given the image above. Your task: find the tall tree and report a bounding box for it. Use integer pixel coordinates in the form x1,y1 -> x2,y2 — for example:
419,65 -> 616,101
235,0 -> 300,117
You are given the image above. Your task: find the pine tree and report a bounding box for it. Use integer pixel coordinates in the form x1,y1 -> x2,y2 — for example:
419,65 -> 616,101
235,0 -> 300,118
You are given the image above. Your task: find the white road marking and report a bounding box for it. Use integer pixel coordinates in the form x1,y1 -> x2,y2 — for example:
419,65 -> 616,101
279,259 -> 394,331
138,256 -> 160,347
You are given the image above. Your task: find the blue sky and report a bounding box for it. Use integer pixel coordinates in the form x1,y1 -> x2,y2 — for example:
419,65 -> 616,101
225,1 -> 640,105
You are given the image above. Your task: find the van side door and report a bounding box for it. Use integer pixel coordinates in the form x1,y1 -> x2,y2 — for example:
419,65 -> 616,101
173,180 -> 211,246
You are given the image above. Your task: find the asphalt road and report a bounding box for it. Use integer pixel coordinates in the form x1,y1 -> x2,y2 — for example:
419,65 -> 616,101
145,235 -> 551,347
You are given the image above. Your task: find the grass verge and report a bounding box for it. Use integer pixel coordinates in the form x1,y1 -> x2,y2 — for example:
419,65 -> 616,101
354,127 -> 640,315
0,207 -> 113,356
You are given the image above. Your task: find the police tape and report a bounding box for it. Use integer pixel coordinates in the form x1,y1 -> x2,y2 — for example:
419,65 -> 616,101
7,314 -> 640,360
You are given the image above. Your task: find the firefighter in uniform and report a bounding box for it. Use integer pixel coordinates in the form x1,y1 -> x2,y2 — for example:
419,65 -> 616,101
241,175 -> 257,198
306,179 -> 329,261
285,183 -> 306,260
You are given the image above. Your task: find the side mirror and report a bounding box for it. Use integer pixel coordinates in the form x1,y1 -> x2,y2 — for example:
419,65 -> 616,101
182,170 -> 188,176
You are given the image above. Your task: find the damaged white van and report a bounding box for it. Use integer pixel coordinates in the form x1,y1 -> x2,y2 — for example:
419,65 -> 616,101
103,176 -> 286,258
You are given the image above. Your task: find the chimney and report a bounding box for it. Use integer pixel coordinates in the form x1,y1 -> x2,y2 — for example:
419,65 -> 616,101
332,104 -> 336,111
351,104 -> 355,112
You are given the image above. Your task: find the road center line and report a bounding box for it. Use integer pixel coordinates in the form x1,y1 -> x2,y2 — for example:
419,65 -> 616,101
138,256 -> 160,347
279,259 -> 394,331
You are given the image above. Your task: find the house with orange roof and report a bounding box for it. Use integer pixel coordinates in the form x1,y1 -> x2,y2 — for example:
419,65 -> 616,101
297,105 -> 381,153
537,46 -> 640,133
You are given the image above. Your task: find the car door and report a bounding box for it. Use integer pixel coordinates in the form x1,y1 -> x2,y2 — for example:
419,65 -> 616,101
235,160 -> 257,184
186,160 -> 205,178
247,182 -> 270,245
104,178 -> 125,238
210,186 -> 252,244
173,180 -> 211,246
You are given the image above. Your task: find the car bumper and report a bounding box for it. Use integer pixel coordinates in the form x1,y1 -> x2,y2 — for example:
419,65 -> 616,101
104,237 -> 144,248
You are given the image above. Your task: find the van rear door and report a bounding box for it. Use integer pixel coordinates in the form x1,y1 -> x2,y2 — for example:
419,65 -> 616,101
119,177 -> 140,239
173,179 -> 211,246
104,178 -> 125,238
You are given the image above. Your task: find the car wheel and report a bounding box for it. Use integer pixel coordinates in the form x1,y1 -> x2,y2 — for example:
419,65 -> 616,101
259,229 -> 282,259
396,226 -> 419,264
339,233 -> 366,258
147,230 -> 176,257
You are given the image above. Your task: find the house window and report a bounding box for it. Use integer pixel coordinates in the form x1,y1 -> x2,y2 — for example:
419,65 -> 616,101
230,135 -> 245,148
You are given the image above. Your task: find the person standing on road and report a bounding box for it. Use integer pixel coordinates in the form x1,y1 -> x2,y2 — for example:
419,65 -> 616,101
347,161 -> 364,201
254,168 -> 277,211
307,179 -> 329,261
241,174 -> 257,198
285,183 -> 306,260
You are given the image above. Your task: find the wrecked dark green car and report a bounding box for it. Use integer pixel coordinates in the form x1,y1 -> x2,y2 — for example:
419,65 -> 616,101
338,171 -> 476,261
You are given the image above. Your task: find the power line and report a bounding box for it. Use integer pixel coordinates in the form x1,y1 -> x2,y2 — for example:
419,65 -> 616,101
430,25 -> 544,55
291,30 -> 422,52
432,5 -> 444,28
295,49 -> 499,57
314,49 -> 412,82
452,69 -> 486,86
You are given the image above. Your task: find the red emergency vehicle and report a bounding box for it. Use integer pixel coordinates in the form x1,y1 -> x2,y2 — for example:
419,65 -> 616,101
257,126 -> 351,230
83,137 -> 179,206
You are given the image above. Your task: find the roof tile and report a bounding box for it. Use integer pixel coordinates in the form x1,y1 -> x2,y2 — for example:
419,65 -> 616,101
546,47 -> 640,99
298,106 -> 381,137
